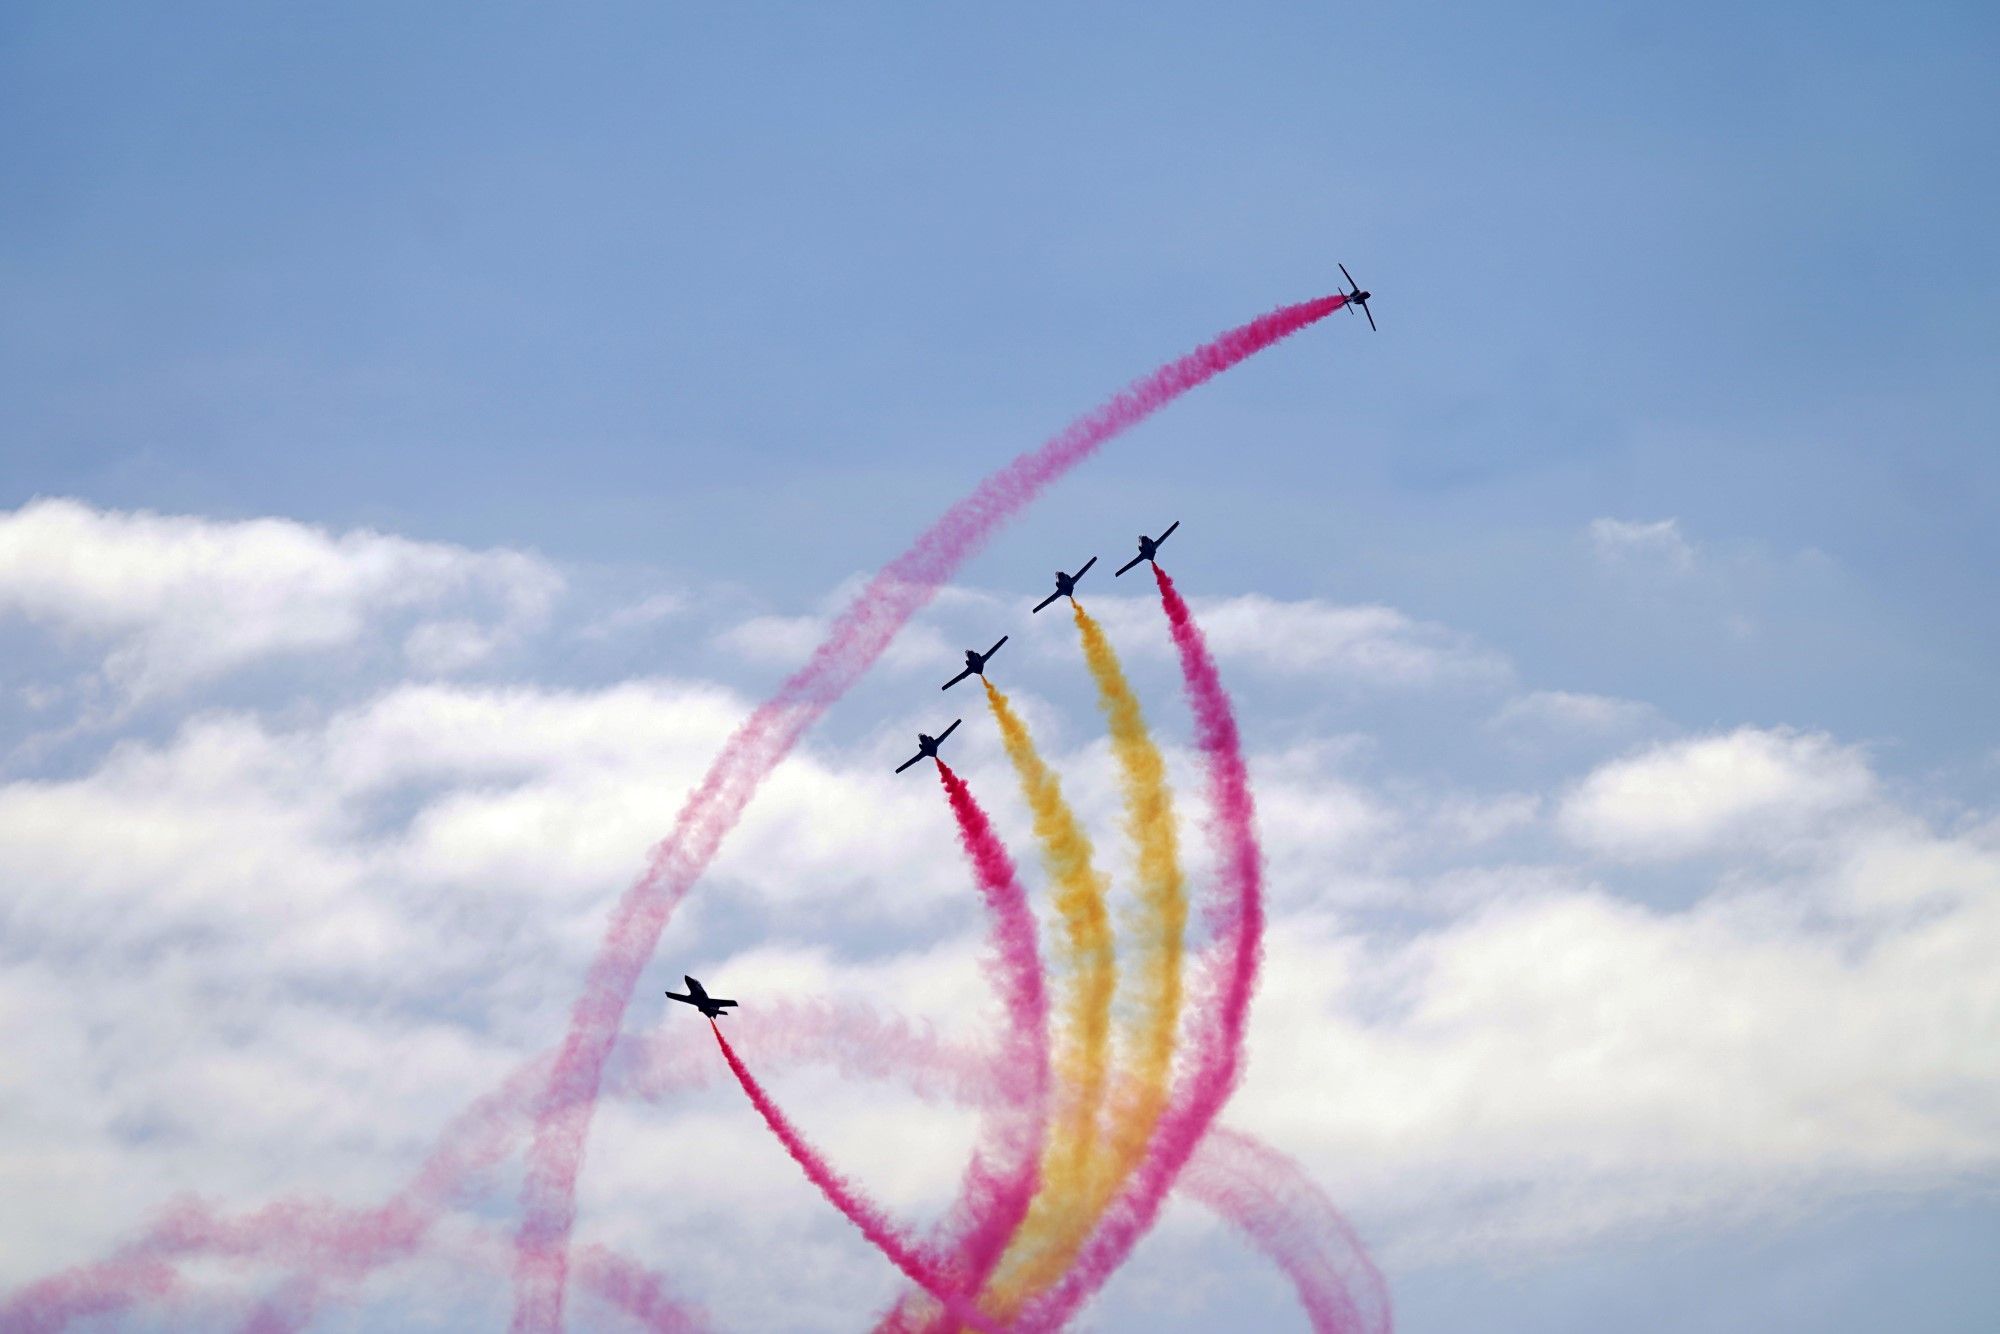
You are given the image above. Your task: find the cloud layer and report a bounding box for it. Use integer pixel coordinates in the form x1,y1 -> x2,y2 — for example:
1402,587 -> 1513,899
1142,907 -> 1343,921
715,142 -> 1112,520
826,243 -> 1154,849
2,501 -> 1995,1329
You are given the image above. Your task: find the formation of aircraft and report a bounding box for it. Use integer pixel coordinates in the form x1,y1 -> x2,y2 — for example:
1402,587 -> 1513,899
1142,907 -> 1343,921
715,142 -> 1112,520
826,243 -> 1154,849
942,637 -> 1008,691
1115,520 -> 1179,576
665,975 -> 737,1018
672,269 -> 1378,1019
1032,557 -> 1098,613
895,718 -> 963,773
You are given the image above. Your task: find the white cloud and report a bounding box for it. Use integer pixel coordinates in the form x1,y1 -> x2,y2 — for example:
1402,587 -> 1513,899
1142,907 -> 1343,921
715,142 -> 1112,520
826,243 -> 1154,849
577,592 -> 686,641
4,506 -> 1997,1326
1492,689 -> 1661,737
0,498 -> 561,696
1078,592 -> 1509,691
1588,517 -> 1696,573
1558,727 -> 1877,860
1237,815 -> 2000,1260
713,612 -> 955,677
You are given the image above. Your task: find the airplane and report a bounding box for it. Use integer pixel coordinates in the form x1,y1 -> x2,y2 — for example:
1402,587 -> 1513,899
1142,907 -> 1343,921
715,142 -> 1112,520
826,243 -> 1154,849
665,975 -> 737,1019
1032,557 -> 1098,613
941,637 -> 1009,691
895,718 -> 962,773
1339,263 -> 1376,332
1115,521 -> 1180,576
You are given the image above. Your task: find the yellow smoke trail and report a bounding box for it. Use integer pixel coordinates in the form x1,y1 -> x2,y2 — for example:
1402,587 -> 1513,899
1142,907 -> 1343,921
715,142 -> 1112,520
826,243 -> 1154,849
975,679 -> 1117,1267
1066,601 -> 1187,1206
978,603 -> 1189,1316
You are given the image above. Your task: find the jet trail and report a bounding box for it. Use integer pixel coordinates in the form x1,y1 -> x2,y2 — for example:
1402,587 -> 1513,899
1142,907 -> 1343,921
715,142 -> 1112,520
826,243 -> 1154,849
1015,564 -> 1266,1330
7,994 -> 1385,1332
921,678 -> 1117,1329
1179,1130 -> 1392,1334
710,1022 -> 1004,1334
892,759 -> 1052,1328
507,293 -> 1346,1331
1067,601 -> 1185,1191
983,602 -> 1189,1317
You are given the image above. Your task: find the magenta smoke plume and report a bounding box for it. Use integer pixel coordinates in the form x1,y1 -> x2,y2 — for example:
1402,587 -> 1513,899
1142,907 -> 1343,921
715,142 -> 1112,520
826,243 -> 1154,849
507,294 -> 1346,1329
709,1022 -> 1004,1334
869,759 -> 1052,1332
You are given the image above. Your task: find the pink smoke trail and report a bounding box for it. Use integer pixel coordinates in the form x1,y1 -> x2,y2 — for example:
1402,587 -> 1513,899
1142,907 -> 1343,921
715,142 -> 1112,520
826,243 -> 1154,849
509,292 -> 1346,1330
1012,563 -> 1266,1330
867,759 -> 1051,1332
2,1000 -> 1025,1334
709,1021 -> 1004,1334
1181,1130 -> 1392,1334
7,1001 -> 1385,1331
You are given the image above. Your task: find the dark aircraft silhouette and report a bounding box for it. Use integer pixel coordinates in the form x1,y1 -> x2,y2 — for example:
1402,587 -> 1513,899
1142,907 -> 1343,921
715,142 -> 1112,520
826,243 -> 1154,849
1115,521 -> 1181,576
1032,557 -> 1098,613
895,718 -> 963,773
1339,264 -> 1376,332
665,975 -> 737,1019
942,637 -> 1009,691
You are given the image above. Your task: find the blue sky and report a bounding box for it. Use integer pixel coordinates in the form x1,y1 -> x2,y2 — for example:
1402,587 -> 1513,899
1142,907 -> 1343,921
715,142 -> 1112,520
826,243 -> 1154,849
2,4 -> 1997,1331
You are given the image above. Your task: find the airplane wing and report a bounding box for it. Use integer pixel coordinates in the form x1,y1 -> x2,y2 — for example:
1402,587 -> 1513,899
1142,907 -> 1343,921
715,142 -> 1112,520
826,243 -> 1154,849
1158,520 -> 1179,544
895,752 -> 924,773
1339,263 -> 1355,291
985,636 -> 1008,658
938,718 -> 962,742
1075,555 -> 1098,578
941,667 -> 974,691
713,998 -> 738,1009
1362,302 -> 1377,331
1032,590 -> 1060,613
1115,554 -> 1145,577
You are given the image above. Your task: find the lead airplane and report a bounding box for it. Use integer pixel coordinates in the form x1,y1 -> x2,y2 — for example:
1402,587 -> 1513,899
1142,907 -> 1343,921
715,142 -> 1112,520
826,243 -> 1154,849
895,718 -> 962,773
1032,557 -> 1098,612
941,637 -> 1008,691
1339,263 -> 1377,331
665,975 -> 737,1019
1115,521 -> 1180,576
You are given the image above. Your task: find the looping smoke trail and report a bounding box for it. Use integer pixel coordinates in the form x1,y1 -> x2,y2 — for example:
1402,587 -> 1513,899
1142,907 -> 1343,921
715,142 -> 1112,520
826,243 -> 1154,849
709,1022 -> 1005,1334
1181,1130 -> 1392,1334
6,995 -> 1386,1332
3,297 -> 1344,1333
508,292 -> 1345,1330
1012,564 -> 1266,1331
981,603 -> 1188,1316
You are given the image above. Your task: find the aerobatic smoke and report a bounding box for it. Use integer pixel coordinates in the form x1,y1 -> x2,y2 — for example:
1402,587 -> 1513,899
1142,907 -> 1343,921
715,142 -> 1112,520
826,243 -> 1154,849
508,293 -> 1345,1330
979,604 -> 1189,1316
891,759 -> 1052,1326
1011,564 -> 1266,1331
5,295 -> 1364,1332
1180,1131 -> 1391,1334
971,680 -> 1116,1274
710,1023 -> 1002,1334
1066,601 -> 1185,1186
508,290 -> 1344,1328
